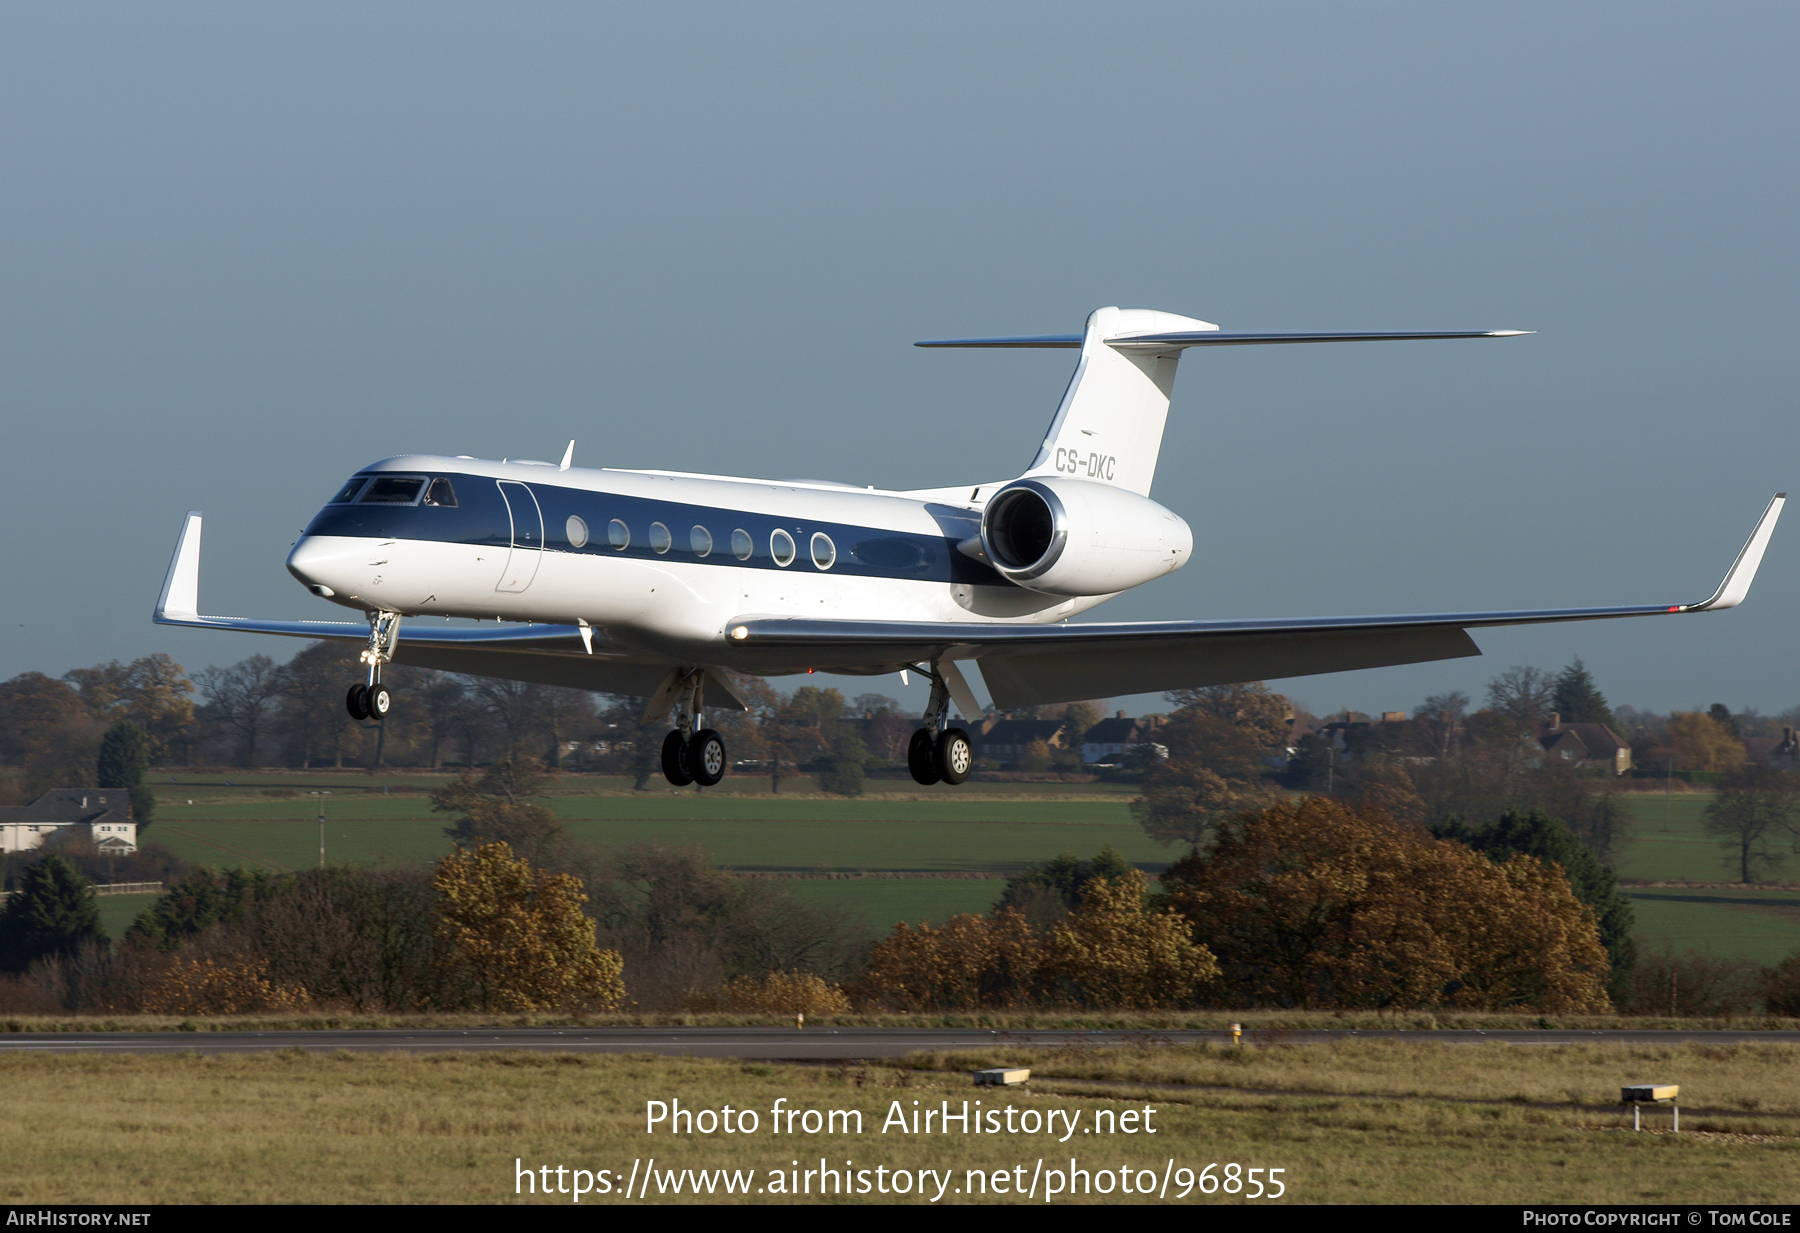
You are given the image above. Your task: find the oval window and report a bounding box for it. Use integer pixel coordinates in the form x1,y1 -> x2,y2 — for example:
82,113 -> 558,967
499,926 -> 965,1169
811,531 -> 836,570
731,528 -> 753,560
690,525 -> 713,557
770,528 -> 796,567
566,515 -> 589,548
649,522 -> 672,554
608,519 -> 630,550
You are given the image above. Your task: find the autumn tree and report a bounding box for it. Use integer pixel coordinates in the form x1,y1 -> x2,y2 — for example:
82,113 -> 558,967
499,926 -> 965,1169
1162,798 -> 1610,1012
996,845 -> 1135,926
63,654 -> 197,764
1663,712 -> 1746,773
431,757 -> 567,866
1704,764 -> 1800,883
1050,870 -> 1218,1008
857,909 -> 1046,1010
1435,809 -> 1637,993
431,842 -> 624,1012
0,673 -> 86,765
1168,682 -> 1291,751
1132,710 -> 1284,849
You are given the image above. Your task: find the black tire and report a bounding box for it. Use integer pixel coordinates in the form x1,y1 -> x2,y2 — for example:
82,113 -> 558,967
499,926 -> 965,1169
346,684 -> 370,721
935,727 -> 973,785
907,728 -> 941,786
689,729 -> 727,786
368,684 -> 393,719
661,730 -> 694,786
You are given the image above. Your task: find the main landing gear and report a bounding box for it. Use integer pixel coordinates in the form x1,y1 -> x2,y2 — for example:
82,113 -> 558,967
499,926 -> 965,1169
907,664 -> 972,786
346,610 -> 401,721
661,669 -> 727,787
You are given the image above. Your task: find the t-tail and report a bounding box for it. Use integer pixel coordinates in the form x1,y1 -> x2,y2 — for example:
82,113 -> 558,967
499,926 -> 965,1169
917,308 -> 1531,497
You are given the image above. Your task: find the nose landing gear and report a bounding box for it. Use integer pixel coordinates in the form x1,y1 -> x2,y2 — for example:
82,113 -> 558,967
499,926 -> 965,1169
345,610 -> 402,721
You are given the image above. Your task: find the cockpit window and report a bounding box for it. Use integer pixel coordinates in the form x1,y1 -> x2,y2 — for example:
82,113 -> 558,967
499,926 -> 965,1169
423,478 -> 458,507
357,476 -> 427,505
330,477 -> 371,504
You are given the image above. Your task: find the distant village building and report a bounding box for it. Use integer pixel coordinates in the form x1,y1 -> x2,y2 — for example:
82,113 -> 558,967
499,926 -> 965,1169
1078,712 -> 1168,765
1535,714 -> 1631,775
974,718 -> 1065,765
0,789 -> 138,855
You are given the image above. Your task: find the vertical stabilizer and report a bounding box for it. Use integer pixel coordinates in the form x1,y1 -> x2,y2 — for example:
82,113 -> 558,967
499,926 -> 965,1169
1021,307 -> 1216,496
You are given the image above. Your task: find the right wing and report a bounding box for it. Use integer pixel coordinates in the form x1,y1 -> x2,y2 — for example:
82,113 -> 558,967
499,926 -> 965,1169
725,493 -> 1786,708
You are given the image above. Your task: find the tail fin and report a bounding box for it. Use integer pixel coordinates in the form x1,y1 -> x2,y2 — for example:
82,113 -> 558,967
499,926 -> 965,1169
1024,307 -> 1216,496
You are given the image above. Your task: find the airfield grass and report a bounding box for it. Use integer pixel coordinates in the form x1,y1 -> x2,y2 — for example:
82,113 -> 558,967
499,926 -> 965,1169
2,1042 -> 1795,1204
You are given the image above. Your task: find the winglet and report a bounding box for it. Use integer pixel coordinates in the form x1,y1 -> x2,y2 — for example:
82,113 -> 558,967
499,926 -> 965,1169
1686,493 -> 1786,611
559,440 -> 575,471
155,511 -> 204,623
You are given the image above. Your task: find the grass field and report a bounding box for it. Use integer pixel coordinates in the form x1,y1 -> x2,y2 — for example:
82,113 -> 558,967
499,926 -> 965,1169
4,1041 -> 1795,1204
104,774 -> 1800,964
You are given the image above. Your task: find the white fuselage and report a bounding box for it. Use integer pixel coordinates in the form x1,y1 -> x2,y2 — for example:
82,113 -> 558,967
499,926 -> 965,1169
284,455 -> 1185,671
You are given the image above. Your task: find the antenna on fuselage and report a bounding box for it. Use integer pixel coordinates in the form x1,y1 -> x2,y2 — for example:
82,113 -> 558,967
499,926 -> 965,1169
559,440 -> 575,471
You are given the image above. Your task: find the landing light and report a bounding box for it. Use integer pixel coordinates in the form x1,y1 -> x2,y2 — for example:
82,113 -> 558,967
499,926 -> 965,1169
730,625 -> 749,640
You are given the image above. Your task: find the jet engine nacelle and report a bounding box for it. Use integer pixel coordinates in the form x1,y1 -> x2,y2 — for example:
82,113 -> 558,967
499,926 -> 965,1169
979,477 -> 1192,596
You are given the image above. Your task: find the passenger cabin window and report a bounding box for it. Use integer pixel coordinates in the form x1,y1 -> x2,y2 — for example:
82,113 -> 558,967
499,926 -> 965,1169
770,528 -> 796,567
330,477 -> 370,504
811,532 -> 836,570
608,519 -> 630,549
423,478 -> 458,507
731,529 -> 753,560
691,526 -> 713,557
649,522 -> 672,554
357,476 -> 427,505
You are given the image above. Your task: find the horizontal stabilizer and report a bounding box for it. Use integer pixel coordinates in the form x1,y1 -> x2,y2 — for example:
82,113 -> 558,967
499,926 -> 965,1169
916,329 -> 1530,351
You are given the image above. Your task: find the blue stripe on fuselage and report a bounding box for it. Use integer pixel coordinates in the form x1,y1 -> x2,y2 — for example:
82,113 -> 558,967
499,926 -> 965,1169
301,473 -> 1007,586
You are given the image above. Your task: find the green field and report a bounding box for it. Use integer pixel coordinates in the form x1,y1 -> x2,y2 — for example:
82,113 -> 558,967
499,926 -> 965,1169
106,776 -> 1800,963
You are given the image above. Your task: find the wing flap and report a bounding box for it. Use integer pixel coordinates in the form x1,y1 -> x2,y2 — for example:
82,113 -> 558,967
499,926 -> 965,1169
976,626 -> 1481,709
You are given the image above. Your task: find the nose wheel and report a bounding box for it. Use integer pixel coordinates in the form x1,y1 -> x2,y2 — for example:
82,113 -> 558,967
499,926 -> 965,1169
345,683 -> 394,721
346,610 -> 402,721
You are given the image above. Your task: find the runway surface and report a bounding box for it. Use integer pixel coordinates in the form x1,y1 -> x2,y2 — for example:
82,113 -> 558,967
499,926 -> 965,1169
2,1026 -> 1797,1059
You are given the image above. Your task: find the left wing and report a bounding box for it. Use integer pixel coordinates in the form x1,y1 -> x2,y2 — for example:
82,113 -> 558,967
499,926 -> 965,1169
726,493 -> 1786,708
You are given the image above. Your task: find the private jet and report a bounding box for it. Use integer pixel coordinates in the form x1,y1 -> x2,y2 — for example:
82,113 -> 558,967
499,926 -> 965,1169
154,307 -> 1785,787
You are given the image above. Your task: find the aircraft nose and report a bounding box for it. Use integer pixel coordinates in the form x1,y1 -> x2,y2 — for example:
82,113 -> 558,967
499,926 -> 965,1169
287,534 -> 359,599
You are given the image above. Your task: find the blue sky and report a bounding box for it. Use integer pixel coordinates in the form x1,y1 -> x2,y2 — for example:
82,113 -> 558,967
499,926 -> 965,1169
2,3 -> 1794,720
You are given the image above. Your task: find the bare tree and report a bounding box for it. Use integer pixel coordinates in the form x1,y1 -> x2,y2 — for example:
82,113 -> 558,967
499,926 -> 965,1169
1485,666 -> 1555,734
1705,764 -> 1800,883
1413,689 -> 1470,758
197,655 -> 287,767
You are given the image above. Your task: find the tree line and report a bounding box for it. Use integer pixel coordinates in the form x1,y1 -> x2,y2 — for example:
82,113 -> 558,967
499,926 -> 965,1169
6,765 -> 1800,1017
0,646 -> 922,796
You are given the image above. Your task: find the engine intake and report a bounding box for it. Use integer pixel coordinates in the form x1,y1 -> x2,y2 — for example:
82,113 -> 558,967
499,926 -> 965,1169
979,477 -> 1191,596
